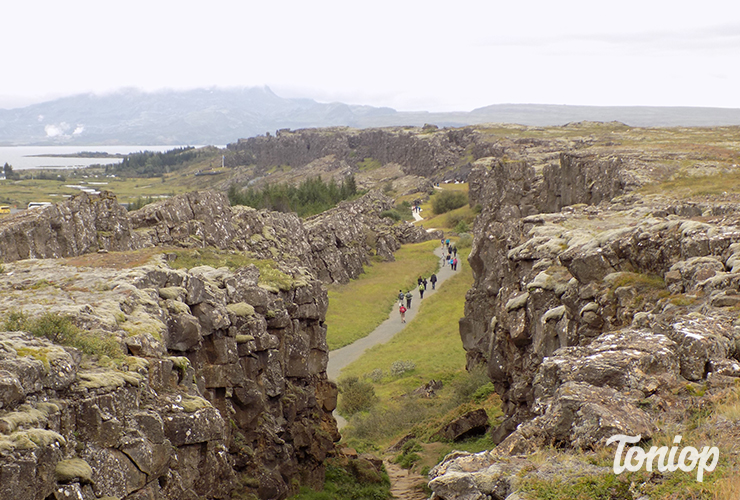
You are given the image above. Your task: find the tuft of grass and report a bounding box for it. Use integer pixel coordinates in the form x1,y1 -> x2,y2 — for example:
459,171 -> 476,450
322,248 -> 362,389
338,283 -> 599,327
325,240 -> 440,350
171,248 -> 298,291
3,311 -> 123,359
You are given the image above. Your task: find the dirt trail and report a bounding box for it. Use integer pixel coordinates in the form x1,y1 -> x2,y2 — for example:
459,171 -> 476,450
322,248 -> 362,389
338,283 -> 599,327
384,461 -> 429,500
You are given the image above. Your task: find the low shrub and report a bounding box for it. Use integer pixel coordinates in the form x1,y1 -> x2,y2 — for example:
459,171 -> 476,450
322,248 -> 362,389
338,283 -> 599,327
454,220 -> 470,233
390,360 -> 416,376
456,233 -> 473,249
338,376 -> 378,416
379,210 -> 401,221
432,191 -> 468,215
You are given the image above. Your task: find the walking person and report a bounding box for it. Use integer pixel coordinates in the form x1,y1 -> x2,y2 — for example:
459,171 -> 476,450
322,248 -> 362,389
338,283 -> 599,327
398,289 -> 404,302
441,238 -> 445,248
453,256 -> 458,270
430,273 -> 437,290
453,245 -> 457,258
419,281 -> 425,299
399,302 -> 407,323
405,290 -> 413,309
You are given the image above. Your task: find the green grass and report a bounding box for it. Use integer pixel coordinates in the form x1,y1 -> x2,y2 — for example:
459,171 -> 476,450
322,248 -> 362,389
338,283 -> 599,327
337,249 -> 472,394
289,461 -> 391,500
325,240 -> 440,350
639,170 -> 740,199
336,249 -> 498,455
170,248 -> 299,291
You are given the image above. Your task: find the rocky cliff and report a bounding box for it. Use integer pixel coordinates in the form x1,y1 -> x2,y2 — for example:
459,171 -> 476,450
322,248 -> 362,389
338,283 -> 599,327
226,126 -> 501,183
0,190 -> 436,500
431,151 -> 740,498
0,255 -> 335,500
0,190 -> 435,285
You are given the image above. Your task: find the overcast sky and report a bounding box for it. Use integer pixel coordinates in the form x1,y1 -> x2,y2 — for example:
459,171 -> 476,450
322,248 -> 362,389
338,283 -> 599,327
2,0 -> 739,112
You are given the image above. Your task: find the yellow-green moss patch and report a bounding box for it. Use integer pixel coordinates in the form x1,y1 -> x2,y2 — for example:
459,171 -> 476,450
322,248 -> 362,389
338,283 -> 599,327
180,394 -> 212,413
227,302 -> 255,317
56,458 -> 93,483
76,370 -> 144,390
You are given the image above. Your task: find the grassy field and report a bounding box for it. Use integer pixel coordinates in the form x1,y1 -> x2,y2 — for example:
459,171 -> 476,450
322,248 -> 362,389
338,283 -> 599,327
335,247 -> 502,464
325,240 -> 440,350
337,250 -> 473,397
0,151 -> 225,208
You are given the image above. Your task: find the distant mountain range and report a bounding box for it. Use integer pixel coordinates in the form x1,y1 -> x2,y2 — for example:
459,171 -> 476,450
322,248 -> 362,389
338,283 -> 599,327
1,87 -> 740,146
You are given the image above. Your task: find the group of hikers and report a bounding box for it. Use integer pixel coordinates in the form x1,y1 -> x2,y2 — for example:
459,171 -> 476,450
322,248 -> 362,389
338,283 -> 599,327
441,238 -> 459,270
397,272 -> 438,323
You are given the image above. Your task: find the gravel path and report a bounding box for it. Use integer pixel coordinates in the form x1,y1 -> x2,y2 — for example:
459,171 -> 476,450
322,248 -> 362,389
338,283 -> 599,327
327,242 -> 461,428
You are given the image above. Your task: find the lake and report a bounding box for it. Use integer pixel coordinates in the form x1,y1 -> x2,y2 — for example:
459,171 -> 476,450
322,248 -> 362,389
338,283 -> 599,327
0,145 -> 182,170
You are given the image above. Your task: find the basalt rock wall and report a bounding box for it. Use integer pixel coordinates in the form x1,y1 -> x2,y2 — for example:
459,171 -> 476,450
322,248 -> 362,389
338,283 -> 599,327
431,148 -> 740,499
461,151 -> 740,443
0,189 -> 436,499
227,127 -> 501,180
0,190 -> 435,285
0,256 -> 337,500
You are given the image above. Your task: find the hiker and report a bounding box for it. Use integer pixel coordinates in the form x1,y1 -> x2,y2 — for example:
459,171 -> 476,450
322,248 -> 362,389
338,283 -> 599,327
445,238 -> 450,247
440,238 -> 445,248
430,273 -> 437,289
399,302 -> 407,323
398,289 -> 404,301
453,256 -> 458,270
419,281 -> 425,299
423,277 -> 428,290
448,255 -> 453,269
405,290 -> 413,309
417,276 -> 423,287
452,245 -> 457,257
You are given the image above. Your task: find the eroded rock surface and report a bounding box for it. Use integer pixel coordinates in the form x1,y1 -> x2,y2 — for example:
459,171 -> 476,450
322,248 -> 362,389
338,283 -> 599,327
0,254 -> 338,500
434,151 -> 740,499
0,190 -> 436,285
0,188 -> 438,499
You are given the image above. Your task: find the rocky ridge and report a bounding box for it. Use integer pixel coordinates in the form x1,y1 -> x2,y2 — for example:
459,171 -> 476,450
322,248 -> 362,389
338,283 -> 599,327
0,190 -> 435,284
431,151 -> 740,498
0,190 -> 437,500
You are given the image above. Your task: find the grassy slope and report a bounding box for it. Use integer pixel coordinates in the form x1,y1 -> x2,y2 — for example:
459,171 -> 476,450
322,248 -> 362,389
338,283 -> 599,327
325,240 -> 440,350
337,251 -> 473,397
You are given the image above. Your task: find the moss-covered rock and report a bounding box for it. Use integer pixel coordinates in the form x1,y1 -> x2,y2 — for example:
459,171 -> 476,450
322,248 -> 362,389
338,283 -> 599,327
56,458 -> 93,483
226,302 -> 255,317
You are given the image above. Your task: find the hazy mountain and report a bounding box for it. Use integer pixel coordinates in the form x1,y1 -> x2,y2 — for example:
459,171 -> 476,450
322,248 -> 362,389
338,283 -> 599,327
1,87 -> 740,146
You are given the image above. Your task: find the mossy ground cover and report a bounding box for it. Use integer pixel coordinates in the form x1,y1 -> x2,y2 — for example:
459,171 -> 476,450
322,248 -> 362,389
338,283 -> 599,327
170,248 -> 297,291
325,240 -> 440,350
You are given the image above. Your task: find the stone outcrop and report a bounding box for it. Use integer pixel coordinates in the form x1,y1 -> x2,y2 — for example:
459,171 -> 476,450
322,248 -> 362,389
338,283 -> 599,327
432,151 -> 740,498
0,187 -> 438,499
227,127 -> 500,181
0,190 -> 435,285
0,253 -> 336,500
